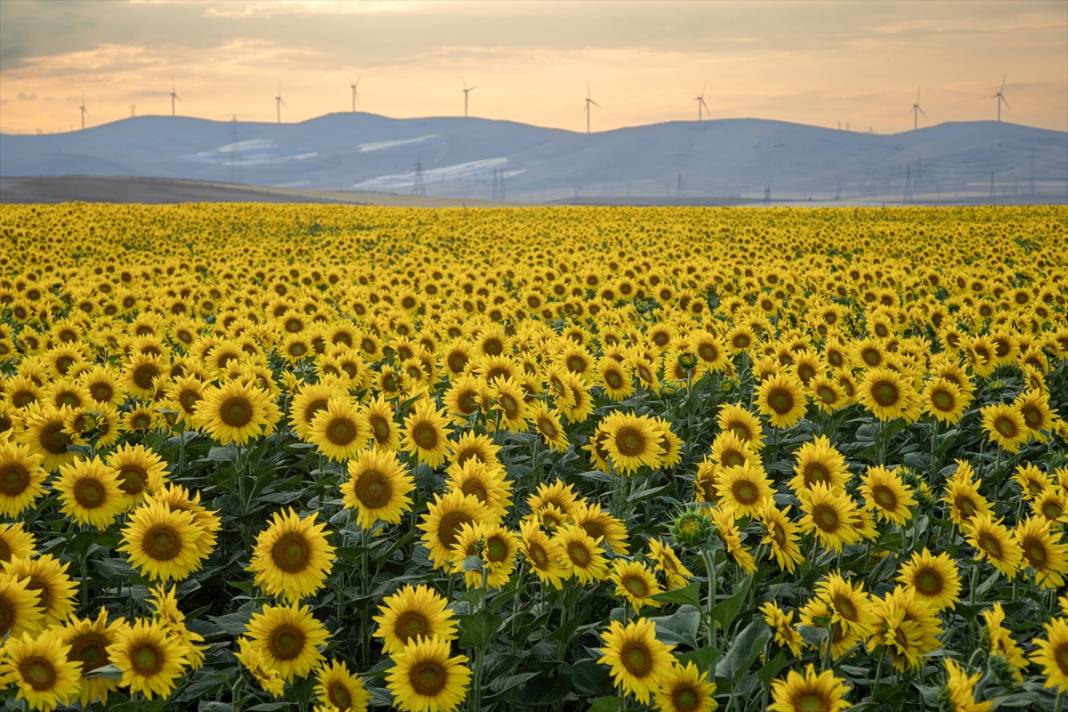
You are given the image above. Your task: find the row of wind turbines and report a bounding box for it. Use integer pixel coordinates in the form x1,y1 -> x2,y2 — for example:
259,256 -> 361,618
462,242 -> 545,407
76,75 -> 1016,133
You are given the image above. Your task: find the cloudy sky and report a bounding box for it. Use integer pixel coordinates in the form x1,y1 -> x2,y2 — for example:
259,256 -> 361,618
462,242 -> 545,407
1,0 -> 1065,134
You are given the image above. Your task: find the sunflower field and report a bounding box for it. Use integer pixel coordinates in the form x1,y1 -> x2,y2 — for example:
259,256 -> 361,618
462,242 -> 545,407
0,203 -> 1066,712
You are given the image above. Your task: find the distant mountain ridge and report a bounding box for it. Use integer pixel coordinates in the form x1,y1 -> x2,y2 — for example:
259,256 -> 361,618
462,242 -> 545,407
2,113 -> 1065,202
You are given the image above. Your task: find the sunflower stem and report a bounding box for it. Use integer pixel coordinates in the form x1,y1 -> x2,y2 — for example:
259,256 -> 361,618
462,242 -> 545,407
872,646 -> 886,698
1055,691 -> 1064,712
929,419 -> 939,488
700,547 -> 718,652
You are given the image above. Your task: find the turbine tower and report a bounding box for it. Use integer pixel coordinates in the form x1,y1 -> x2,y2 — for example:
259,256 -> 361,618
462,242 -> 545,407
910,88 -> 927,130
994,74 -> 1009,122
693,82 -> 710,121
275,82 -> 286,124
169,78 -> 180,117
462,77 -> 476,118
130,104 -> 136,118
79,96 -> 88,130
584,82 -> 599,134
349,77 -> 360,112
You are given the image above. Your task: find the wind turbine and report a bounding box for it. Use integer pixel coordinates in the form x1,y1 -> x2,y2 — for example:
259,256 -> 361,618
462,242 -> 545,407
693,81 -> 710,121
910,88 -> 927,130
584,82 -> 599,134
275,82 -> 286,124
462,77 -> 476,118
169,78 -> 180,116
79,96 -> 88,130
994,74 -> 1009,122
349,76 -> 360,112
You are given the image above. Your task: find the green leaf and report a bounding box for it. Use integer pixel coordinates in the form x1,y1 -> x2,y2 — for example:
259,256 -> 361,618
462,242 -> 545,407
715,619 -> 771,683
798,624 -> 828,647
757,650 -> 788,683
709,574 -> 752,628
459,611 -> 501,650
588,697 -> 624,712
651,605 -> 701,648
651,582 -> 701,607
488,671 -> 540,694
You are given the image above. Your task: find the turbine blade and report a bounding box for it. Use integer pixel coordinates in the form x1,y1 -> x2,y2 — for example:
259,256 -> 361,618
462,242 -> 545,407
591,99 -> 600,107
919,107 -> 927,117
1001,96 -> 1010,109
701,98 -> 710,111
469,86 -> 476,92
1001,73 -> 1006,92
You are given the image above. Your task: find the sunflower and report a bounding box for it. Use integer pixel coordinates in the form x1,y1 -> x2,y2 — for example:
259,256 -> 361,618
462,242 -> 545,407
598,411 -> 663,475
758,502 -> 804,573
858,366 -> 918,422
386,636 -> 471,712
0,441 -> 47,517
1016,516 -> 1068,589
944,462 -> 992,528
53,457 -> 125,529
107,443 -> 169,507
3,554 -> 77,627
288,382 -> 336,440
965,513 -> 1023,578
235,635 -> 285,697
402,399 -> 452,468
487,376 -> 527,431
554,524 -> 608,584
574,502 -> 630,556
799,483 -> 861,552
610,559 -> 662,611
943,659 -> 992,712
1016,389 -> 1054,439
922,377 -> 968,425
810,375 -> 848,413
445,459 -> 512,519
0,630 -> 81,712
315,659 -> 370,712
18,403 -> 82,471
760,602 -> 804,656
789,435 -> 849,494
1031,616 -> 1068,693
1015,463 -> 1053,501
716,403 -> 765,451
868,586 -> 943,671
529,401 -> 569,452
60,607 -> 129,707
711,431 -> 762,470
107,618 -> 187,700
519,519 -> 569,590
361,395 -> 399,451
1033,486 -> 1068,524
769,664 -> 850,712
448,432 -> 501,469
716,462 -> 773,517
980,603 -> 1027,681
898,548 -> 961,611
599,358 -> 634,401
528,479 -> 580,518
162,374 -> 205,426
450,521 -> 518,589
756,372 -> 807,428
80,365 -> 124,407
980,403 -> 1029,453
196,380 -> 276,445
244,602 -> 329,681
443,375 -> 486,422
418,491 -> 493,570
249,508 -> 336,602
710,505 -> 757,571
648,537 -> 694,590
0,571 -> 44,638
342,448 -> 415,529
597,617 -> 675,703
308,397 -> 370,461
373,584 -> 458,655
150,483 -> 220,562
859,465 -> 916,525
0,522 -> 36,564
148,585 -> 206,670
119,501 -> 205,581
815,572 -> 877,637
655,660 -> 718,712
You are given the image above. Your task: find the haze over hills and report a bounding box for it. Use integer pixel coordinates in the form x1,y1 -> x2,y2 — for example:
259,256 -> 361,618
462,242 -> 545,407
1,113 -> 1065,203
